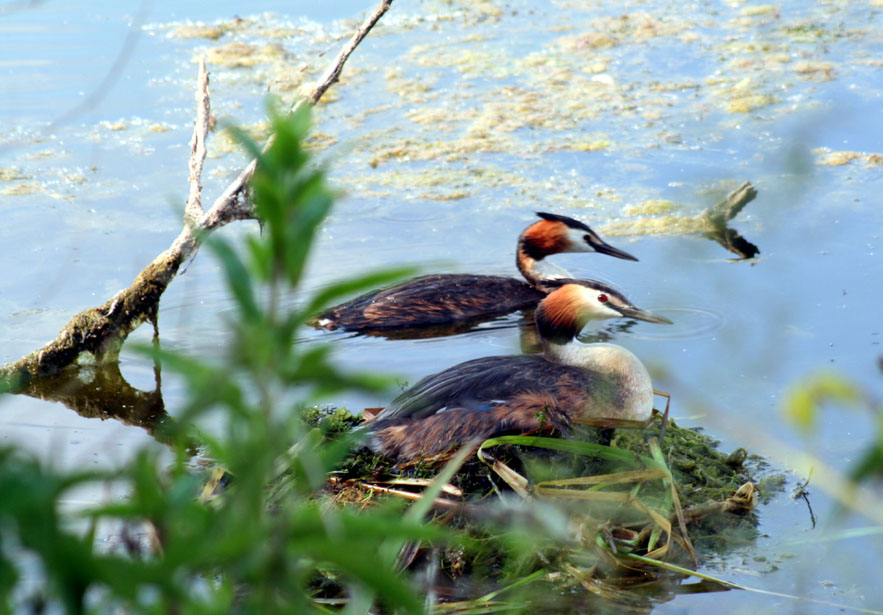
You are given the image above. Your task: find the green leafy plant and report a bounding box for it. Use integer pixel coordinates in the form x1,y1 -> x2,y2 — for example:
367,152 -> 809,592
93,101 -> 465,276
0,104 -> 435,615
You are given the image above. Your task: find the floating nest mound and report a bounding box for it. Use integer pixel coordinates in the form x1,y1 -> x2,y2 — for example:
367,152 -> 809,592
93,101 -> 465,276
301,406 -> 785,609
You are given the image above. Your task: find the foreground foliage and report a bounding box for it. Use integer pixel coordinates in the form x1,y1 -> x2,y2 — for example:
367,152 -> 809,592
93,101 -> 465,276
0,107 -> 772,615
0,107 -> 426,614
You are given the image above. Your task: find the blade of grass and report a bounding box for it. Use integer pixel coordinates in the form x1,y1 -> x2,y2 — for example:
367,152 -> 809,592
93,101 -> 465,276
473,569 -> 548,603
625,553 -> 883,615
782,525 -> 883,545
478,435 -> 654,467
648,437 -> 695,563
478,452 -> 531,499
378,445 -> 473,565
536,467 -> 668,489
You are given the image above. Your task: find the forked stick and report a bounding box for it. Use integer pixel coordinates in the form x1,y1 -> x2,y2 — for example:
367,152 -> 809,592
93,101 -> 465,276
0,0 -> 395,386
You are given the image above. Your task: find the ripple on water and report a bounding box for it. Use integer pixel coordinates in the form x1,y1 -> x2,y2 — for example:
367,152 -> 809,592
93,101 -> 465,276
620,306 -> 724,340
377,202 -> 459,224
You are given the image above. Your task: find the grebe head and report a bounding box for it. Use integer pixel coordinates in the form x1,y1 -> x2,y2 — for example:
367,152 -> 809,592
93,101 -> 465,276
522,212 -> 639,261
535,280 -> 671,346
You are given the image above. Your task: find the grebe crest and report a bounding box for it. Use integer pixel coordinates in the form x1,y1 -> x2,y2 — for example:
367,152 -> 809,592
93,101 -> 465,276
517,212 -> 637,284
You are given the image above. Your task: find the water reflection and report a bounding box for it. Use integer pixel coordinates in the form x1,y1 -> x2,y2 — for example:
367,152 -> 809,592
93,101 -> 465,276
11,360 -> 187,451
702,223 -> 760,260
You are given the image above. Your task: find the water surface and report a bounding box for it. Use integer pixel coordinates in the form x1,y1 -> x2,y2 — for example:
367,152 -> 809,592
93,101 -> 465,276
1,1 -> 882,612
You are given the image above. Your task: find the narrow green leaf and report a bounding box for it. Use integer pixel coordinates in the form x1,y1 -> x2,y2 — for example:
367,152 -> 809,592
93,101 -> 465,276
478,435 -> 653,467
208,237 -> 261,323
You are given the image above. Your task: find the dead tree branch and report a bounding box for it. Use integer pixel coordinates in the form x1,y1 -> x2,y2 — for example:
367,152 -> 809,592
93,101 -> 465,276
1,0 -> 394,388
698,181 -> 760,259
200,0 -> 394,234
699,181 -> 757,230
186,57 -> 210,225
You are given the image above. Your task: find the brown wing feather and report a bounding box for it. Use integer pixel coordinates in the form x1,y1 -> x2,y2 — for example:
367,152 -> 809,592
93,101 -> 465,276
369,380 -> 589,459
376,355 -> 587,420
369,356 -> 602,459
315,274 -> 545,331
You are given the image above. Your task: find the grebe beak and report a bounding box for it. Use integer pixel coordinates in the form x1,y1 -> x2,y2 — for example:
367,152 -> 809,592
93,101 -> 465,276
590,237 -> 639,262
614,305 -> 673,324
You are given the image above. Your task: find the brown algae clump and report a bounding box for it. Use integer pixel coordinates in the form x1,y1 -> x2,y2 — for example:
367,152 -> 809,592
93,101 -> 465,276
0,168 -> 30,182
599,215 -> 708,237
623,199 -> 679,216
725,94 -> 779,114
813,148 -> 883,167
1,182 -> 42,196
171,24 -> 225,40
100,120 -> 128,131
204,41 -> 289,69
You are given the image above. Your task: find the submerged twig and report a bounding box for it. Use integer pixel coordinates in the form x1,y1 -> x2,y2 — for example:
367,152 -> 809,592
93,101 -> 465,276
679,482 -> 758,523
792,472 -> 817,528
626,551 -> 883,615
699,181 -> 760,259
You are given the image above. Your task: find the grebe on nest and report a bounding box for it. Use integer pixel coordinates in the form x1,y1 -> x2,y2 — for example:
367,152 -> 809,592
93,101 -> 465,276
365,279 -> 671,460
313,212 -> 637,333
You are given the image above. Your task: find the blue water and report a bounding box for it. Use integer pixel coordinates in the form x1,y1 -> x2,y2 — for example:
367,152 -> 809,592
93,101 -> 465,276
1,1 -> 882,612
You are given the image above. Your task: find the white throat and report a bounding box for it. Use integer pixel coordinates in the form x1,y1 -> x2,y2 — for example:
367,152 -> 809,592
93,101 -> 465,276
543,340 -> 654,421
525,257 -> 572,282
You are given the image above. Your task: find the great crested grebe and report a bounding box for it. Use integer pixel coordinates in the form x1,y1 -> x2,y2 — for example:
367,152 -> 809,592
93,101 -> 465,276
313,212 -> 637,333
365,279 -> 672,460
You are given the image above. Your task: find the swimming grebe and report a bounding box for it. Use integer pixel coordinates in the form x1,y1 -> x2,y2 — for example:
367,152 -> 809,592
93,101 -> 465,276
366,279 -> 671,460
314,213 -> 637,333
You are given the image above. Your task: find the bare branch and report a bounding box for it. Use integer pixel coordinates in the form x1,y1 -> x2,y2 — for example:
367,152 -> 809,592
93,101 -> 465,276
699,181 -> 758,229
698,181 -> 760,259
1,0 -> 395,386
307,0 -> 392,106
211,0 -> 394,227
186,57 -> 211,224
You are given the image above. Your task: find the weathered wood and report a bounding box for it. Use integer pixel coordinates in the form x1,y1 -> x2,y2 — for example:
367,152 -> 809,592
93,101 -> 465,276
699,180 -> 757,228
699,181 -> 760,259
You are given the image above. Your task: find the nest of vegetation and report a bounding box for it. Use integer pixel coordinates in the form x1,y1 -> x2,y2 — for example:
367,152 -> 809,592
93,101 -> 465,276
296,406 -> 785,609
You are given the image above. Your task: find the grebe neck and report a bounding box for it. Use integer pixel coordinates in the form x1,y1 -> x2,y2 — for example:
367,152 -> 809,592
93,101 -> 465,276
516,244 -> 572,286
543,339 -> 654,421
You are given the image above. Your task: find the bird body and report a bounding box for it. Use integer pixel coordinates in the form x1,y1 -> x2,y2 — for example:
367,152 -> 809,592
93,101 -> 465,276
315,274 -> 545,331
367,280 -> 670,459
314,213 -> 636,333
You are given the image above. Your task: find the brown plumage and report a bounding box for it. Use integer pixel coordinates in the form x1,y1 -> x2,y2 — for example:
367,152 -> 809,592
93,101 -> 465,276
517,218 -> 571,261
368,358 -> 594,459
367,281 -> 672,460
313,212 -> 637,334
318,274 -> 545,332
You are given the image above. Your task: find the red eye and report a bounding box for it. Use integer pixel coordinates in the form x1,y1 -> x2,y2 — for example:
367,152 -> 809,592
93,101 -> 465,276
598,293 -> 608,303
